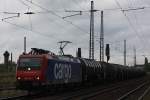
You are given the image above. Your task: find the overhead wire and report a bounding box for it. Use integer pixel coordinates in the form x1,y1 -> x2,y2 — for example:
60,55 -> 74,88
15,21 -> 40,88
27,9 -> 33,31
1,0 -> 89,42
3,0 -> 150,52
113,0 -> 150,63
125,0 -> 150,51
125,0 -> 142,37
17,0 -> 30,7
71,0 -> 85,10
17,0 -> 33,35
16,0 -> 88,41
2,20 -> 58,39
24,0 -> 89,34
114,0 -> 148,49
27,0 -> 33,31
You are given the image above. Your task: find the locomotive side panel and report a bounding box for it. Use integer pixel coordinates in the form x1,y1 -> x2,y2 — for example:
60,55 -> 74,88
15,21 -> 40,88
45,59 -> 82,84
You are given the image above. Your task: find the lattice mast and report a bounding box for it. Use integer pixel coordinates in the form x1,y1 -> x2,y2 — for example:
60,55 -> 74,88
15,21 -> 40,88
124,40 -> 126,66
134,47 -> 136,66
100,11 -> 104,62
89,1 -> 95,59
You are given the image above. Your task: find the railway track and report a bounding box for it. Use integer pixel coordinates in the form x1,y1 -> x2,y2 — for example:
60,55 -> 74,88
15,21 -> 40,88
0,87 -> 28,100
138,85 -> 150,100
33,76 -> 148,100
118,81 -> 150,100
65,78 -> 148,100
61,85 -> 123,100
1,76 -> 149,100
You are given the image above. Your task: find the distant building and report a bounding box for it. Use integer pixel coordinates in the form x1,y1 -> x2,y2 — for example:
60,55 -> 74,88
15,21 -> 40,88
3,51 -> 10,67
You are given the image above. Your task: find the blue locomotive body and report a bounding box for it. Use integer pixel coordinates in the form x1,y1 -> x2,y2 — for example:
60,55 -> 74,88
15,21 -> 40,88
45,58 -> 82,84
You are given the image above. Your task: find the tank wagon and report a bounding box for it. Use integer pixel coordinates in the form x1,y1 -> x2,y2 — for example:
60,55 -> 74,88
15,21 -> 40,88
16,48 -> 145,90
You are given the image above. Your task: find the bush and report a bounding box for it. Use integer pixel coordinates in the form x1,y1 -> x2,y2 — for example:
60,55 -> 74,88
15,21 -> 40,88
0,63 -> 16,73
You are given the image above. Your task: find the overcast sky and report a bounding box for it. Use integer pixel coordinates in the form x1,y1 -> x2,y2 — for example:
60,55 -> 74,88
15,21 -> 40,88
0,0 -> 150,65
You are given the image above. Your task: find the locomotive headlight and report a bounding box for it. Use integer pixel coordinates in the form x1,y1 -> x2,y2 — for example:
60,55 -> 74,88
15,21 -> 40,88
28,67 -> 31,71
36,76 -> 40,80
17,77 -> 21,80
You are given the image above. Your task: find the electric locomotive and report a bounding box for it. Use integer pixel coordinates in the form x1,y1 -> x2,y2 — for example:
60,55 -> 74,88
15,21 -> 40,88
16,48 -> 83,89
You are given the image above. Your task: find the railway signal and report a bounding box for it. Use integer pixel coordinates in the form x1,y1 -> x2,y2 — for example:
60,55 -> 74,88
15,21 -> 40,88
3,51 -> 10,71
106,44 -> 110,63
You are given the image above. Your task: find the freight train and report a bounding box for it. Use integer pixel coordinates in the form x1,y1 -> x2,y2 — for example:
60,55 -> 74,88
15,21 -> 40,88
16,48 -> 145,90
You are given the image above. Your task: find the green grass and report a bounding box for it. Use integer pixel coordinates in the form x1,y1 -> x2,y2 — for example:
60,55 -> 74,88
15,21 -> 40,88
0,90 -> 27,98
0,71 -> 18,97
0,64 -> 16,88
0,73 -> 16,88
0,64 -> 28,98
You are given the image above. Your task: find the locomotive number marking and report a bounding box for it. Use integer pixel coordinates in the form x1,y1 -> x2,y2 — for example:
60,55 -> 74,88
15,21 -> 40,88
54,63 -> 72,83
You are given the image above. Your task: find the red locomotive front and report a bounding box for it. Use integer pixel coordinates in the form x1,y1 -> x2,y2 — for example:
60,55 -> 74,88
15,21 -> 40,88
16,48 -> 51,89
16,56 -> 44,81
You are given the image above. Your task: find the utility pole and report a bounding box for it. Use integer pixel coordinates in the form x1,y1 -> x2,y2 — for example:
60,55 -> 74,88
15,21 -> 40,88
24,37 -> 26,53
100,11 -> 104,62
134,47 -> 136,66
11,52 -> 12,64
10,52 -> 13,71
124,40 -> 126,66
61,1 -> 98,59
89,1 -> 95,59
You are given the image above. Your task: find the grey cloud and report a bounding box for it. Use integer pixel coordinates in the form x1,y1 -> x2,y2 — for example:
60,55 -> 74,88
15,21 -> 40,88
0,0 -> 150,65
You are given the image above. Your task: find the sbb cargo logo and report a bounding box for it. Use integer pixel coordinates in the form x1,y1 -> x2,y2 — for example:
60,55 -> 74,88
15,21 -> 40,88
54,63 -> 72,83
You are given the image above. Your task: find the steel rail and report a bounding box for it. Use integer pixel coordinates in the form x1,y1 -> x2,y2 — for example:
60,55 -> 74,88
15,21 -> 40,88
138,85 -> 150,100
62,79 -> 144,100
117,81 -> 149,100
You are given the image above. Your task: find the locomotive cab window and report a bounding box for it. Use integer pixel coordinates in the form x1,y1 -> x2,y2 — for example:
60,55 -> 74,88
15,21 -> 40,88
18,58 -> 42,70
